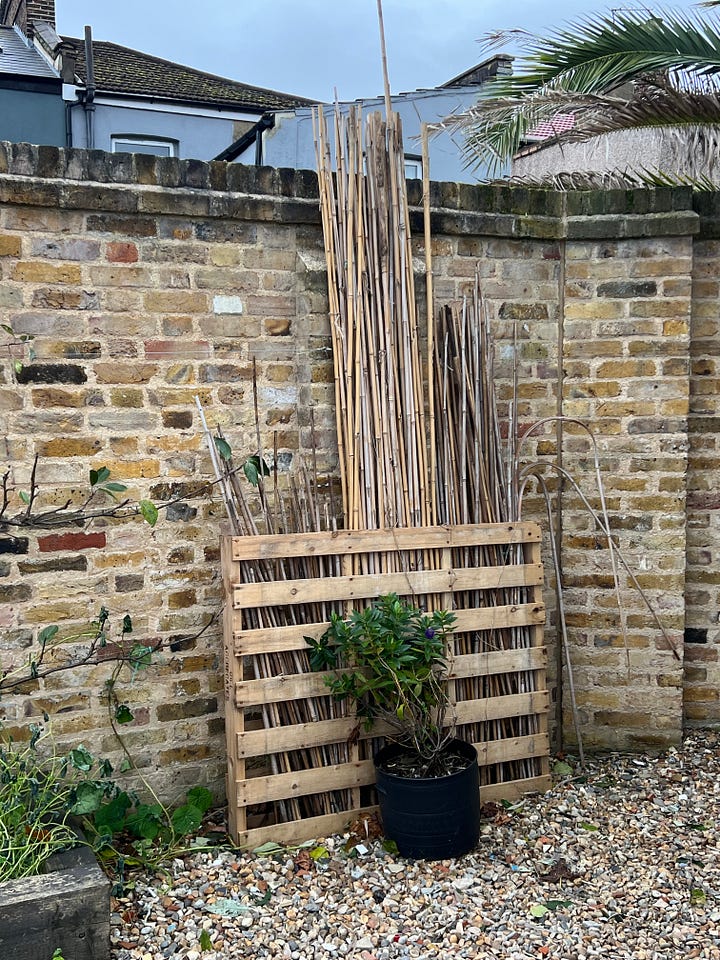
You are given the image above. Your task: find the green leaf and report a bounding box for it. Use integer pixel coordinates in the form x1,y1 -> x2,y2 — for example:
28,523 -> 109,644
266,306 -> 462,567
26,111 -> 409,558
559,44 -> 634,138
38,625 -> 59,645
115,704 -> 134,725
310,845 -> 329,860
90,466 -> 110,486
139,499 -> 158,527
70,745 -> 94,772
214,436 -> 232,461
253,841 -> 285,855
70,781 -> 106,816
580,822 -> 599,831
171,803 -> 203,836
381,839 -> 399,855
530,904 -> 549,918
128,644 -> 152,671
125,803 -> 164,840
122,615 -> 133,634
242,455 -> 271,486
252,888 -> 272,906
553,760 -> 573,777
52,951 -> 66,960
101,482 -> 128,494
18,491 -> 30,504
94,792 -> 132,835
199,930 -> 213,952
186,786 -> 213,815
119,758 -> 132,773
1,324 -> 14,335
691,888 -> 707,904
13,359 -> 23,374
544,899 -> 573,911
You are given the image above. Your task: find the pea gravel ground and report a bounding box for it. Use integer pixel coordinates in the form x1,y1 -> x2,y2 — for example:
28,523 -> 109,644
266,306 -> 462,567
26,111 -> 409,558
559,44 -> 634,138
111,732 -> 720,960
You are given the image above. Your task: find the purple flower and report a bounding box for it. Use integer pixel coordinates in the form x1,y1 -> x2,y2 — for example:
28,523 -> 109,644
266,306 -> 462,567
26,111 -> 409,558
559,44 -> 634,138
425,627 -> 435,639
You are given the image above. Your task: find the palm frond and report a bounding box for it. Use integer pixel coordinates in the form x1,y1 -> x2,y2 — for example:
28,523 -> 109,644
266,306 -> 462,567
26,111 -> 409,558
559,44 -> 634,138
452,6 -> 720,173
503,165 -> 718,190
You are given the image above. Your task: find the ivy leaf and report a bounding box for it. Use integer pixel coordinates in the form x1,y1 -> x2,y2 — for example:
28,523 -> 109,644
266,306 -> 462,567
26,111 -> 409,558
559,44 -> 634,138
553,760 -> 573,777
119,758 -> 132,773
199,930 -> 213,952
139,499 -> 158,527
310,845 -> 329,860
530,904 -> 549,918
122,615 -> 133,635
18,491 -> 30,504
13,360 -> 23,374
101,482 -> 128,494
214,436 -> 232,461
115,704 -> 134,725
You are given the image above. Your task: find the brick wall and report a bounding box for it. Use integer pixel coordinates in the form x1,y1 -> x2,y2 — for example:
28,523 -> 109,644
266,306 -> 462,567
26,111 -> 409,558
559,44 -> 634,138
0,143 -> 712,801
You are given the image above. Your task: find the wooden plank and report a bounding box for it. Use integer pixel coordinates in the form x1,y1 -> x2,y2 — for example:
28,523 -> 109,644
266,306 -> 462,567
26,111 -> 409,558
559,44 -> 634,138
234,601 -> 546,655
235,649 -> 548,708
236,717 -> 393,759
221,535 -> 246,839
480,774 -> 551,803
236,759 -> 376,806
454,690 -> 549,725
473,732 -> 549,766
233,563 -> 543,609
235,806 -> 379,850
229,522 -> 541,561
451,646 -> 546,681
525,536 -> 551,783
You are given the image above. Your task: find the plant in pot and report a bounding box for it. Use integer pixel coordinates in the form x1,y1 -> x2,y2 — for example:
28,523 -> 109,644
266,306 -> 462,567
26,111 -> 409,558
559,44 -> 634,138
307,593 -> 481,860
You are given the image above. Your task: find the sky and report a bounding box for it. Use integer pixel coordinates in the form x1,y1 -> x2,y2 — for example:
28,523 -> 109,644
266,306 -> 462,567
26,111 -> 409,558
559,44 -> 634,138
55,0 -> 705,102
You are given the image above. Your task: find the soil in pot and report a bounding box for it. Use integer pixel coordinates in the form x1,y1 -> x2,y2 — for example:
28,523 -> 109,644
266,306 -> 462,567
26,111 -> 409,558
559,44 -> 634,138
374,738 -> 481,860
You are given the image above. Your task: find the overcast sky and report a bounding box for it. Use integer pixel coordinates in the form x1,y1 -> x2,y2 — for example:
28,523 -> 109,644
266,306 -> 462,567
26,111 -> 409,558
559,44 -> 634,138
55,0 -> 704,102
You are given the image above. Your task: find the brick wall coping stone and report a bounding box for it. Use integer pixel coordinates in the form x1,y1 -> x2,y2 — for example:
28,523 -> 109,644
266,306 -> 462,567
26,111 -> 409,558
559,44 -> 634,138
0,141 -> 704,240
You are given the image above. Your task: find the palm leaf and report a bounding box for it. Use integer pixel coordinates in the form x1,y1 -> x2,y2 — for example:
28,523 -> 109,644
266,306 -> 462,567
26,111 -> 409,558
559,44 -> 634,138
451,6 -> 720,174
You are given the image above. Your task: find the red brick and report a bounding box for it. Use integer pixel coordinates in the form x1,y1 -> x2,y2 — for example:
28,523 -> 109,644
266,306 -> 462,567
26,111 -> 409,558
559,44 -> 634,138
107,242 -> 139,263
38,531 -> 107,553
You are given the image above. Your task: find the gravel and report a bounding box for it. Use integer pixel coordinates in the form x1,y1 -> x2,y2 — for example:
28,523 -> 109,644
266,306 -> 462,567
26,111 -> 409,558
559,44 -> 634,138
111,732 -> 720,959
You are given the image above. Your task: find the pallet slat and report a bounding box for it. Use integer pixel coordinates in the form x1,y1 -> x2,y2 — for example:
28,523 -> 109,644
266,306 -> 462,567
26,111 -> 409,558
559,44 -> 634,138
230,522 -> 541,561
236,759 -> 376,806
234,563 -> 543,609
233,602 -> 546,655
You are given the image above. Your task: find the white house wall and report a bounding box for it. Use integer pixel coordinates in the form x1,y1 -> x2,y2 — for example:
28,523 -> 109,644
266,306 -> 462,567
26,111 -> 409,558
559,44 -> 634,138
238,87 -> 497,184
68,99 -> 258,161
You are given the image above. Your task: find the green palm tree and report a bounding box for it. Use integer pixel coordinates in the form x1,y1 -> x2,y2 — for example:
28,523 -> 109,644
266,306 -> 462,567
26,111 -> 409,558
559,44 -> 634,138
453,4 -> 720,186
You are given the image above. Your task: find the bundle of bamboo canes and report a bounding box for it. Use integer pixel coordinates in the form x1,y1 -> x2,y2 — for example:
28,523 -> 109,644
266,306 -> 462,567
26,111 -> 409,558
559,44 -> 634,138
315,106 -> 431,532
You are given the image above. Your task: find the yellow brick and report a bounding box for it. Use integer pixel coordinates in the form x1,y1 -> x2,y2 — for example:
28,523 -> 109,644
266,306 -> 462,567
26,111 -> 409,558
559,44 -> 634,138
0,235 -> 22,257
11,261 -> 81,284
144,291 -> 208,313
92,551 -> 148,569
663,319 -> 689,336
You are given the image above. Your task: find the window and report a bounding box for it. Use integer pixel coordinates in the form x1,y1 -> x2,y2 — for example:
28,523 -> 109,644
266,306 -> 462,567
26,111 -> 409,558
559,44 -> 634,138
111,137 -> 178,157
404,154 -> 422,179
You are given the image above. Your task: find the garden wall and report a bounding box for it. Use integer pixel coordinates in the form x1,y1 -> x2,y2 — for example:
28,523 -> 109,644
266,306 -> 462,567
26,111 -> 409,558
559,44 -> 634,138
0,140 -> 712,801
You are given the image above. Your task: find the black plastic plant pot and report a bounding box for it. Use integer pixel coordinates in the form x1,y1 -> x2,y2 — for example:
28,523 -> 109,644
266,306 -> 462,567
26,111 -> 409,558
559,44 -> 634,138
374,738 -> 481,860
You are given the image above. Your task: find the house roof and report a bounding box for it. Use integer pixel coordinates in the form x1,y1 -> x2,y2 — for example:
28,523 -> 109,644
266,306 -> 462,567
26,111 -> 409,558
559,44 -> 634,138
0,23 -> 58,78
525,113 -> 576,141
61,36 -> 315,113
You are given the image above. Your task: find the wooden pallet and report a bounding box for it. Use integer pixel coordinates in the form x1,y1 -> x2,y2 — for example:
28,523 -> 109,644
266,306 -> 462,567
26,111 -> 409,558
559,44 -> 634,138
221,522 -> 550,848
